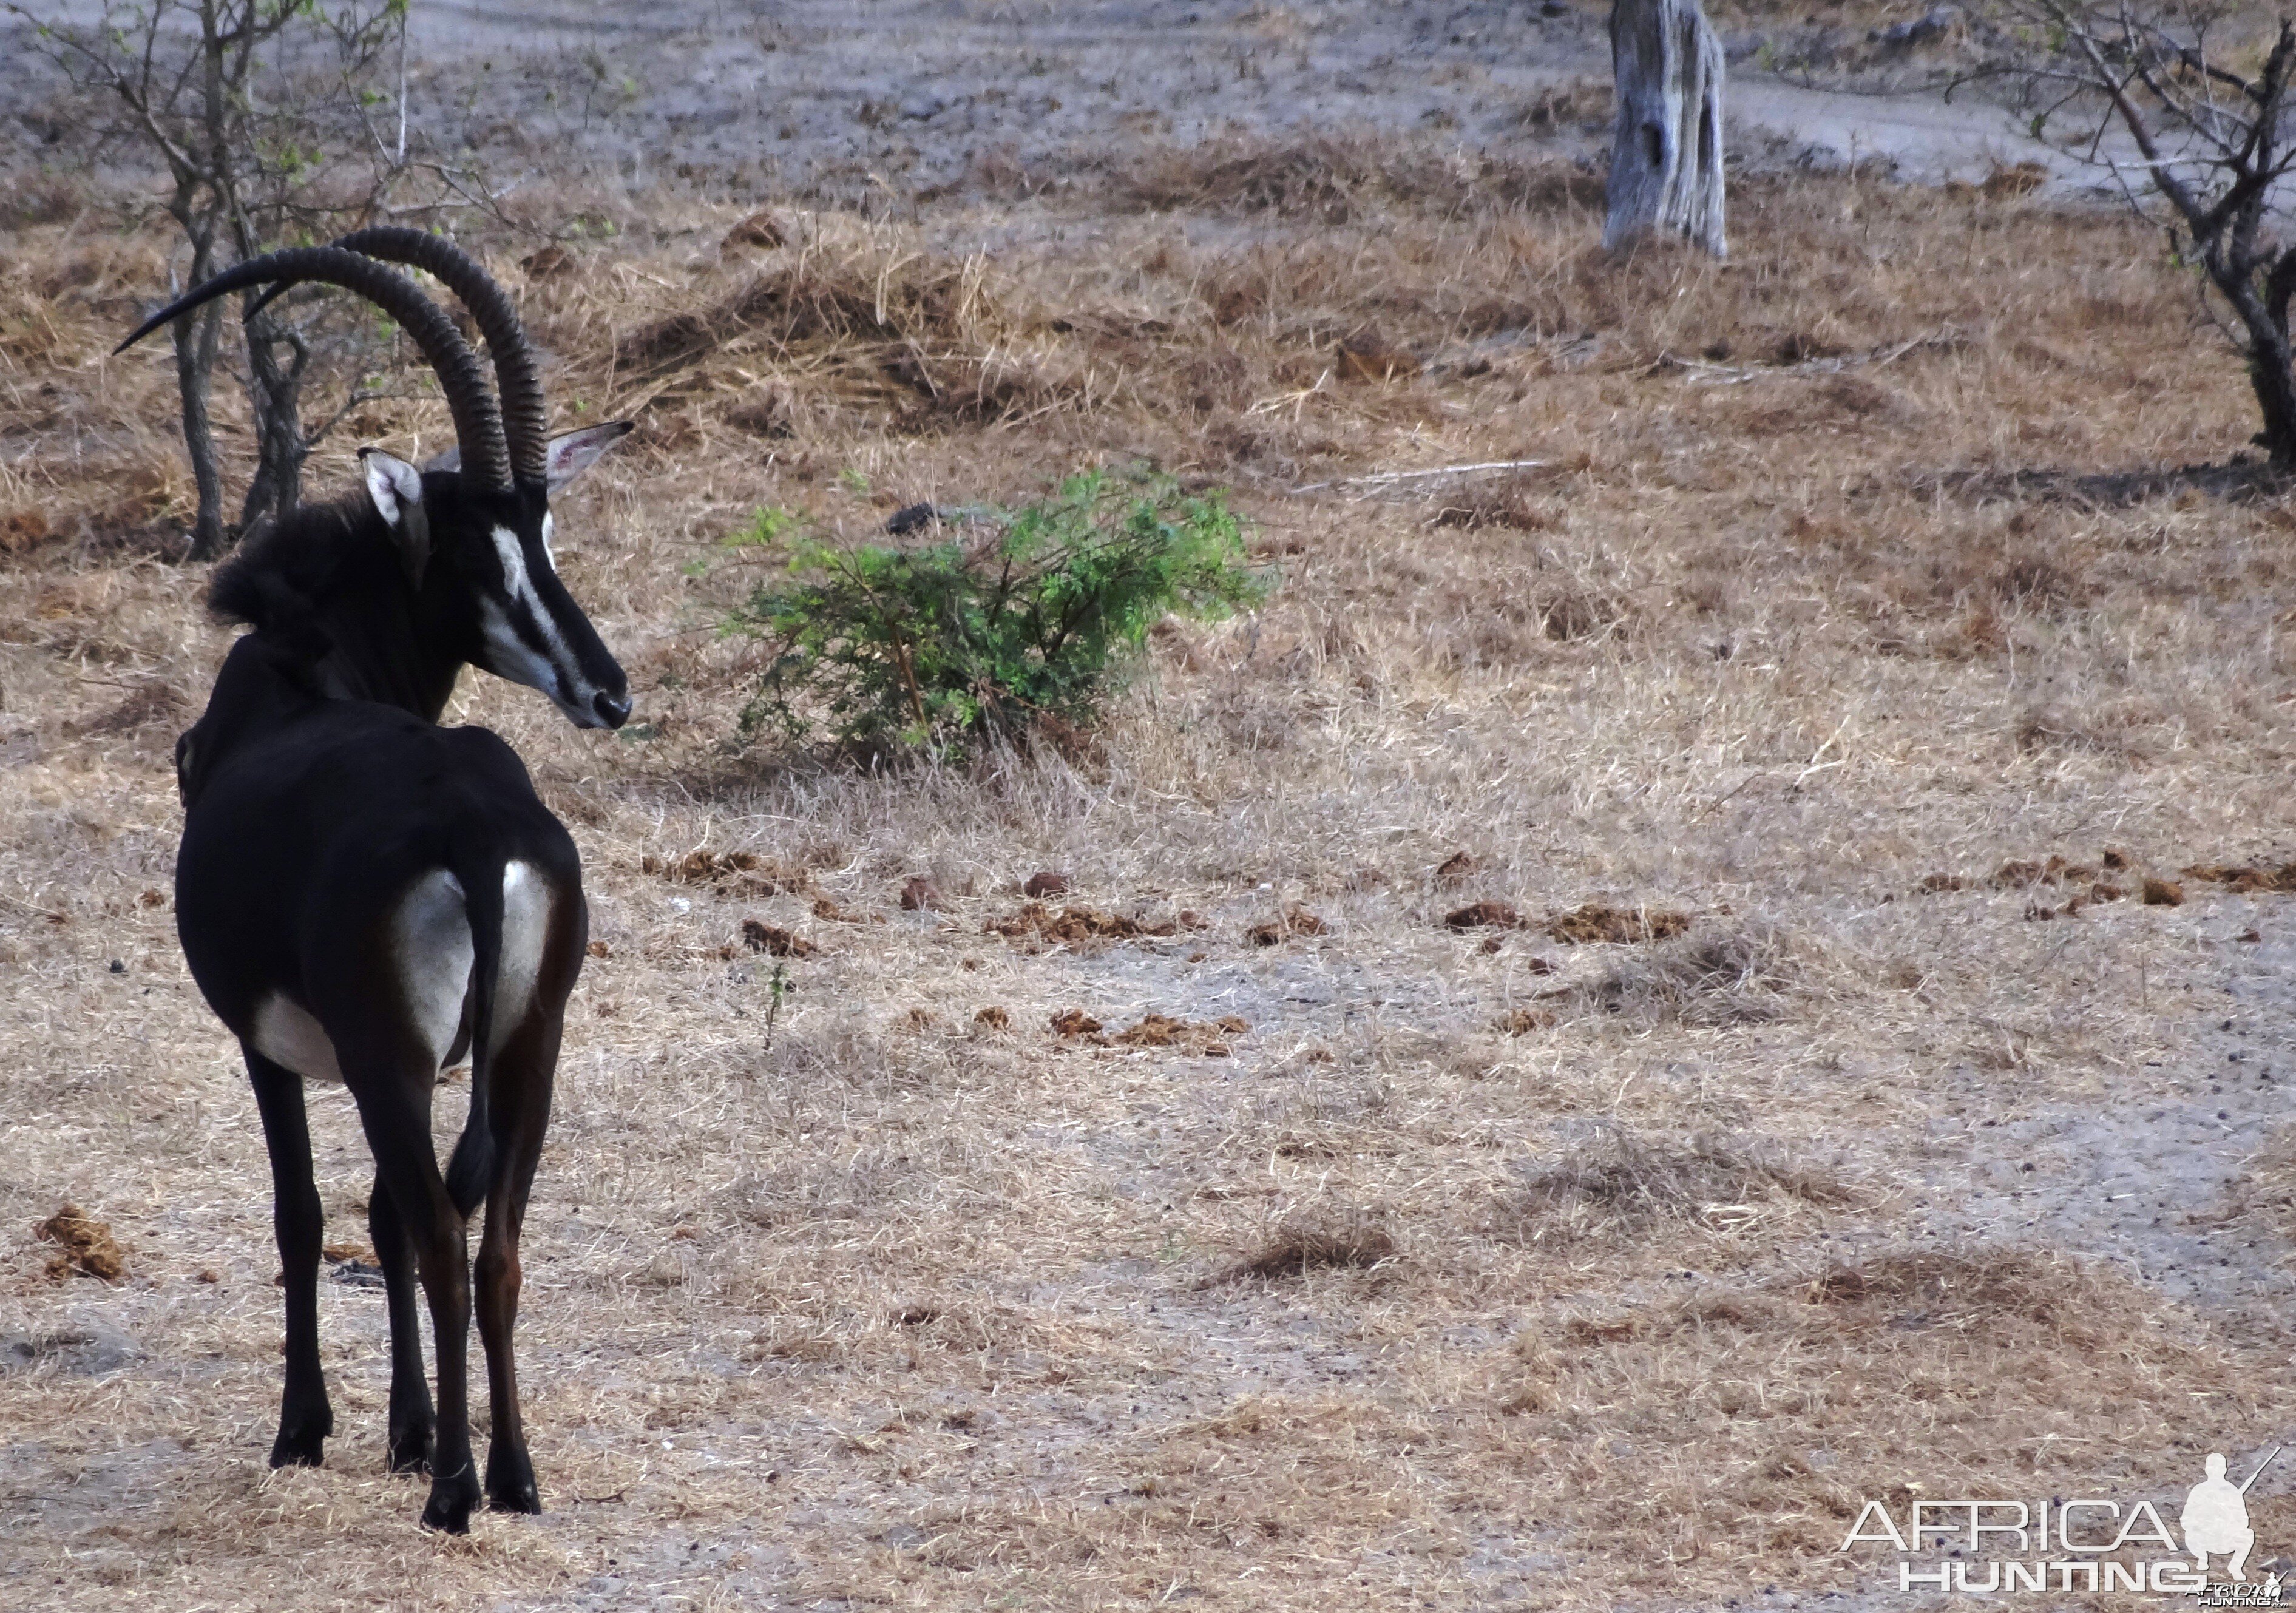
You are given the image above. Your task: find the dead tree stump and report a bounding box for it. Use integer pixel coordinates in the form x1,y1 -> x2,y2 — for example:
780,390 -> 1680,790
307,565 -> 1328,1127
1603,0 -> 1728,258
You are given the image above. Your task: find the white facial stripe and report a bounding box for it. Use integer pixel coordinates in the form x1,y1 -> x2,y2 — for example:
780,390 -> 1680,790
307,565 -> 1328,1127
485,524 -> 588,708
540,511 -> 555,566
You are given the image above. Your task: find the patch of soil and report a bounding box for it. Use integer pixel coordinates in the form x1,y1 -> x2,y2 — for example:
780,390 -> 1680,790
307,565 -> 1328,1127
34,1203 -> 124,1282
1545,903 -> 1692,944
899,876 -> 943,910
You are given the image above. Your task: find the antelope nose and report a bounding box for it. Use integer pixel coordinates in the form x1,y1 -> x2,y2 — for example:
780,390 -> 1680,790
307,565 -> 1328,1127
593,691 -> 632,729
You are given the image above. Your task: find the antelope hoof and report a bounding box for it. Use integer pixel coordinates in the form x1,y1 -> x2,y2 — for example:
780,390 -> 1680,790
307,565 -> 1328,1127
387,1420 -> 435,1475
486,1448 -> 540,1515
268,1406 -> 333,1469
420,1473 -> 480,1535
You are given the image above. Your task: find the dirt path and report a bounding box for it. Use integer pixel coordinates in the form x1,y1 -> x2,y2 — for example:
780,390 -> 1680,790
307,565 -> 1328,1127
6,0 -> 2107,199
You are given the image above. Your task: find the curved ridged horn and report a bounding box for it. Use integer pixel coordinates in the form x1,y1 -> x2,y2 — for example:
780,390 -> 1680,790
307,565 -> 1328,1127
119,247 -> 511,492
250,228 -> 549,487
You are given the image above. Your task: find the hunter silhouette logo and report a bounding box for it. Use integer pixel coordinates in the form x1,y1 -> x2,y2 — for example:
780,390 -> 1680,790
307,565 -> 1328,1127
2186,1450 -> 2272,1583
1838,1447 -> 2285,1600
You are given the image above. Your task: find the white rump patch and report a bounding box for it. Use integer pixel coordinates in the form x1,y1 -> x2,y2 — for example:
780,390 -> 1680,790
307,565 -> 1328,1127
251,993 -> 345,1084
249,862 -> 554,1084
393,868 -> 475,1070
392,861 -> 555,1068
493,860 -> 552,1052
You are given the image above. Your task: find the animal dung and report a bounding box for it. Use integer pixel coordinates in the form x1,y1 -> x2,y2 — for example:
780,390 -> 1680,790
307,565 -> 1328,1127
2184,859 -> 2296,894
1335,332 -> 1420,382
1444,900 -> 1523,930
1111,1013 -> 1250,1055
1245,905 -> 1324,946
1434,851 -> 1478,887
740,919 -> 816,958
1022,871 -> 1071,898
898,875 -> 943,910
518,243 -> 575,279
722,210 -> 784,252
34,1203 -> 124,1282
1048,1008 -> 1103,1037
2142,878 -> 2184,907
1545,903 -> 1692,945
986,903 -> 1175,942
645,849 -> 804,897
972,1006 -> 1011,1030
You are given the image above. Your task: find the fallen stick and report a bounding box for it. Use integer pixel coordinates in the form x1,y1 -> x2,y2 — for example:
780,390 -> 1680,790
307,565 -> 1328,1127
1292,458 -> 1550,495
0,891 -> 69,924
1663,330 -> 1960,386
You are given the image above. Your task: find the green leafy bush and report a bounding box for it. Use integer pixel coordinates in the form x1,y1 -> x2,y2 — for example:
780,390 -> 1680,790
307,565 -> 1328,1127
728,467 -> 1268,757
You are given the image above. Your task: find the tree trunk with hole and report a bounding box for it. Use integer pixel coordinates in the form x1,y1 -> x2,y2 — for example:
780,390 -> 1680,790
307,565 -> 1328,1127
239,306 -> 313,536
1604,0 -> 1728,258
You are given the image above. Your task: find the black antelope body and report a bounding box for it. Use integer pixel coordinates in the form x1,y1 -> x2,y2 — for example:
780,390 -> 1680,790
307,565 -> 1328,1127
123,231 -> 632,1531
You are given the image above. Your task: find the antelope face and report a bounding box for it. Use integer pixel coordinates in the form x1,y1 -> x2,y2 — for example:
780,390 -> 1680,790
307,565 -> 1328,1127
364,423 -> 636,730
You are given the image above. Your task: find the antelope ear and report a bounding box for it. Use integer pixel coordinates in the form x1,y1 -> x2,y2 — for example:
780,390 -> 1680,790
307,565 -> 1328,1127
543,421 -> 635,490
361,448 -> 430,587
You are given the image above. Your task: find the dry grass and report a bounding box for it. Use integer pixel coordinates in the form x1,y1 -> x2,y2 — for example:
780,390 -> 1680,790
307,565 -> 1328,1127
1500,1126 -> 1854,1245
7,134 -> 2296,1609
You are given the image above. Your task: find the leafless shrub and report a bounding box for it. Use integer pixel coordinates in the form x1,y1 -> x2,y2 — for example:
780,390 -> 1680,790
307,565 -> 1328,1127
1985,0 -> 2296,462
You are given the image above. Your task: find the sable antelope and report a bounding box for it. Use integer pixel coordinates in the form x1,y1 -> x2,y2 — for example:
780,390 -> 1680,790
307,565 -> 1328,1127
121,232 -> 632,1531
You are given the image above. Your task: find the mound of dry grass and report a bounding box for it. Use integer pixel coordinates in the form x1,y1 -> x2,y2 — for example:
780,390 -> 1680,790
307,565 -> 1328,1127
1568,925 -> 1797,1024
1207,1211 -> 1397,1283
1502,1126 -> 1852,1245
